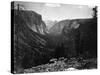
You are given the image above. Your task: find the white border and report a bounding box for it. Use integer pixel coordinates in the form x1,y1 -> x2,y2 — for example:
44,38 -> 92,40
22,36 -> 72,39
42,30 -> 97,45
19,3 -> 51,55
0,0 -> 99,75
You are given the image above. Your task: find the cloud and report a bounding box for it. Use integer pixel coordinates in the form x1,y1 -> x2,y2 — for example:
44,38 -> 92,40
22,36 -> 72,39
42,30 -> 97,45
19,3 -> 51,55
88,5 -> 95,8
78,6 -> 83,8
77,5 -> 95,9
44,3 -> 61,7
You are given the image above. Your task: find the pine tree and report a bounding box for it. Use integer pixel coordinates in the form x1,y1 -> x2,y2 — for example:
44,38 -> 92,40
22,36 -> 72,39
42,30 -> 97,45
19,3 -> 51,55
92,6 -> 97,18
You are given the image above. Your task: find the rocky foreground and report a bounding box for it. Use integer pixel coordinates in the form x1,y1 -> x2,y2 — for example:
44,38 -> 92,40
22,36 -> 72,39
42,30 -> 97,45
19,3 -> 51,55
24,57 -> 97,73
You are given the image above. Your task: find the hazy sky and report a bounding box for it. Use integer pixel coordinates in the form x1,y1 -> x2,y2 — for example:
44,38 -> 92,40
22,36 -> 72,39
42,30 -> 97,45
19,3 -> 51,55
14,1 -> 94,21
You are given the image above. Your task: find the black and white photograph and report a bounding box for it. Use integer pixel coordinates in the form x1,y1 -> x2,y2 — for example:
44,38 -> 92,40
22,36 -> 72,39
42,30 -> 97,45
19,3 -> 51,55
11,1 -> 97,74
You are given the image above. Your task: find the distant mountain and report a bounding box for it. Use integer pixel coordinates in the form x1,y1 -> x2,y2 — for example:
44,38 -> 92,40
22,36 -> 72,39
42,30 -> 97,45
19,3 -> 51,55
44,20 -> 58,30
49,20 -> 70,35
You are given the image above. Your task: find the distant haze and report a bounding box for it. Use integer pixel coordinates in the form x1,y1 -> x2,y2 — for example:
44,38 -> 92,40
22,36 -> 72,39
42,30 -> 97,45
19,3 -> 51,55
14,1 -> 94,21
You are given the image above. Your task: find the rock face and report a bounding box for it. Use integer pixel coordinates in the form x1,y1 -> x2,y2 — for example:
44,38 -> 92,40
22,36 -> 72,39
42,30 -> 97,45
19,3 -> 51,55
77,18 -> 97,58
49,18 -> 97,58
12,9 -> 54,73
50,20 -> 81,58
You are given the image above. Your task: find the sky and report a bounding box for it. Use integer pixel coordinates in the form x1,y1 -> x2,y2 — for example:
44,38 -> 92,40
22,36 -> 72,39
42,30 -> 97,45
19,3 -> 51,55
14,1 -> 94,21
